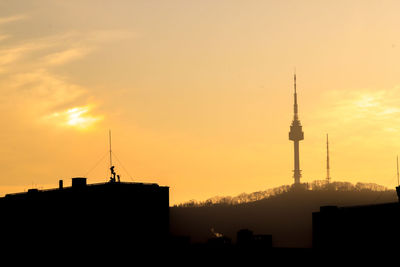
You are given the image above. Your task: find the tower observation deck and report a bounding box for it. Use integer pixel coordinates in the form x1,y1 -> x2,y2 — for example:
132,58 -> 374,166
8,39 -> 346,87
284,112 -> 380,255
289,73 -> 304,185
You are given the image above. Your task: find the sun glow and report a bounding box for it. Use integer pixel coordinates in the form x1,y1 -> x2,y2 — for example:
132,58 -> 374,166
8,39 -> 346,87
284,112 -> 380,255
49,105 -> 102,130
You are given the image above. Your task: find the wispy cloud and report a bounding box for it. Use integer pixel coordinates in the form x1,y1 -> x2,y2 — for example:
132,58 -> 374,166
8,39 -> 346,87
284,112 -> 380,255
0,16 -> 133,131
0,14 -> 27,25
331,89 -> 400,121
0,36 -> 58,70
313,87 -> 400,143
0,34 -> 9,42
5,69 -> 86,108
85,29 -> 135,43
43,47 -> 90,66
44,105 -> 103,130
0,29 -> 133,68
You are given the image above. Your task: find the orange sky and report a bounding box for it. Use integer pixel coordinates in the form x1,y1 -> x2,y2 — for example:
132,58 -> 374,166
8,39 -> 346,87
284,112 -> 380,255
1,1 -> 400,205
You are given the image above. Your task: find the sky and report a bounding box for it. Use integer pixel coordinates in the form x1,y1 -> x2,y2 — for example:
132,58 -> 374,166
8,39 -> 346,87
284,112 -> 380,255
1,0 -> 400,205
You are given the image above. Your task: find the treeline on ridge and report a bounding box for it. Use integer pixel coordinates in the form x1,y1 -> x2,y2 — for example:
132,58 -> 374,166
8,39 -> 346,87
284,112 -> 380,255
176,180 -> 390,207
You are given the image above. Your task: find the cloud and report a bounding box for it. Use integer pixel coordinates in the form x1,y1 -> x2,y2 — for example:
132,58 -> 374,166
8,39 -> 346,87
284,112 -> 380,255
0,46 -> 36,66
0,34 -> 9,42
312,87 -> 400,145
0,35 -> 103,131
44,105 -> 103,130
332,89 -> 400,121
5,69 -> 86,108
43,47 -> 90,66
85,29 -> 135,43
0,38 -> 56,69
0,68 -> 105,133
0,14 -> 27,25
0,14 -> 135,132
0,29 -> 133,68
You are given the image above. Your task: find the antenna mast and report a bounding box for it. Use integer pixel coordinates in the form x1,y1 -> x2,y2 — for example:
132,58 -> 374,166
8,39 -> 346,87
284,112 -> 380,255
109,130 -> 117,182
397,155 -> 399,186
326,134 -> 331,184
109,129 -> 112,168
108,130 -> 120,183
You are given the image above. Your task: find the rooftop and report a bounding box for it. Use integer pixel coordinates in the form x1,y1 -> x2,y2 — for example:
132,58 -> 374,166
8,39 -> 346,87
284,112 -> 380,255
2,177 -> 168,199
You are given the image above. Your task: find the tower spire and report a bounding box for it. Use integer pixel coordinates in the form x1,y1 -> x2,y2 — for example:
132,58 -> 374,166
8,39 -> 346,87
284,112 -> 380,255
293,72 -> 298,120
289,72 -> 304,185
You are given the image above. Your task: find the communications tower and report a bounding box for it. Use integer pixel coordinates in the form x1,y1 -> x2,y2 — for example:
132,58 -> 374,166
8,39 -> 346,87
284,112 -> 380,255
289,73 -> 304,185
326,134 -> 331,184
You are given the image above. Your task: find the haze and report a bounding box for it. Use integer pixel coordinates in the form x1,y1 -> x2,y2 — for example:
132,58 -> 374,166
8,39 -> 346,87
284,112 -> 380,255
1,1 -> 400,205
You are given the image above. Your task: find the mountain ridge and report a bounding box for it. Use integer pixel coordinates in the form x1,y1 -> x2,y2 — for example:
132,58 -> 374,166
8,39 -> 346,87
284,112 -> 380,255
170,181 -> 397,248
175,180 -> 390,207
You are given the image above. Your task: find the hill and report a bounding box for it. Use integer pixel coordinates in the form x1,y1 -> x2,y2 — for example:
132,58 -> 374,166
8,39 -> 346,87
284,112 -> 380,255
170,182 -> 397,248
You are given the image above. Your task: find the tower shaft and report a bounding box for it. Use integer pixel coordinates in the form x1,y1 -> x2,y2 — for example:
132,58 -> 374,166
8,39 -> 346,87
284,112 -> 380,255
293,140 -> 301,184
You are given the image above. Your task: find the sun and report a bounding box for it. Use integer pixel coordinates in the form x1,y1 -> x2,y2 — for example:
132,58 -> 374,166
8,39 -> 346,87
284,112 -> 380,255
66,107 -> 91,126
48,105 -> 102,130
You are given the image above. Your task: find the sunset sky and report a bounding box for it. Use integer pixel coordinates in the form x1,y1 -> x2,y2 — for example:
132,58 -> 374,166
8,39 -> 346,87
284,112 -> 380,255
1,1 -> 400,205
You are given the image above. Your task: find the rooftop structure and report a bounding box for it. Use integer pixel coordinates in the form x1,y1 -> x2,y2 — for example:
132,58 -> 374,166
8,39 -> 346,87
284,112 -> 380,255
0,177 -> 169,253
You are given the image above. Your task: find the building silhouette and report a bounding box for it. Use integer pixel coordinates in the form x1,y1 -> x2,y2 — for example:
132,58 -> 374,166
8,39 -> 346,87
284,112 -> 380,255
0,177 -> 169,253
289,73 -> 304,185
313,190 -> 400,250
236,229 -> 272,249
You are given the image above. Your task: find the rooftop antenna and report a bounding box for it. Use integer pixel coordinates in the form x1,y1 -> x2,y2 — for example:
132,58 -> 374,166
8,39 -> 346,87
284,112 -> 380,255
109,129 -> 112,168
109,130 -> 117,183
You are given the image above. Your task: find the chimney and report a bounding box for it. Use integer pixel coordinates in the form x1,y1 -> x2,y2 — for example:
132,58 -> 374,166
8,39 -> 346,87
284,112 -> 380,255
72,177 -> 87,189
59,180 -> 63,189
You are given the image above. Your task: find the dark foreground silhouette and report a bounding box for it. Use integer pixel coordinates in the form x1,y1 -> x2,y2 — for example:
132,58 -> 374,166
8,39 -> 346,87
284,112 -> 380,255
171,186 -> 397,248
1,179 -> 400,262
313,199 -> 400,250
0,177 -> 169,255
